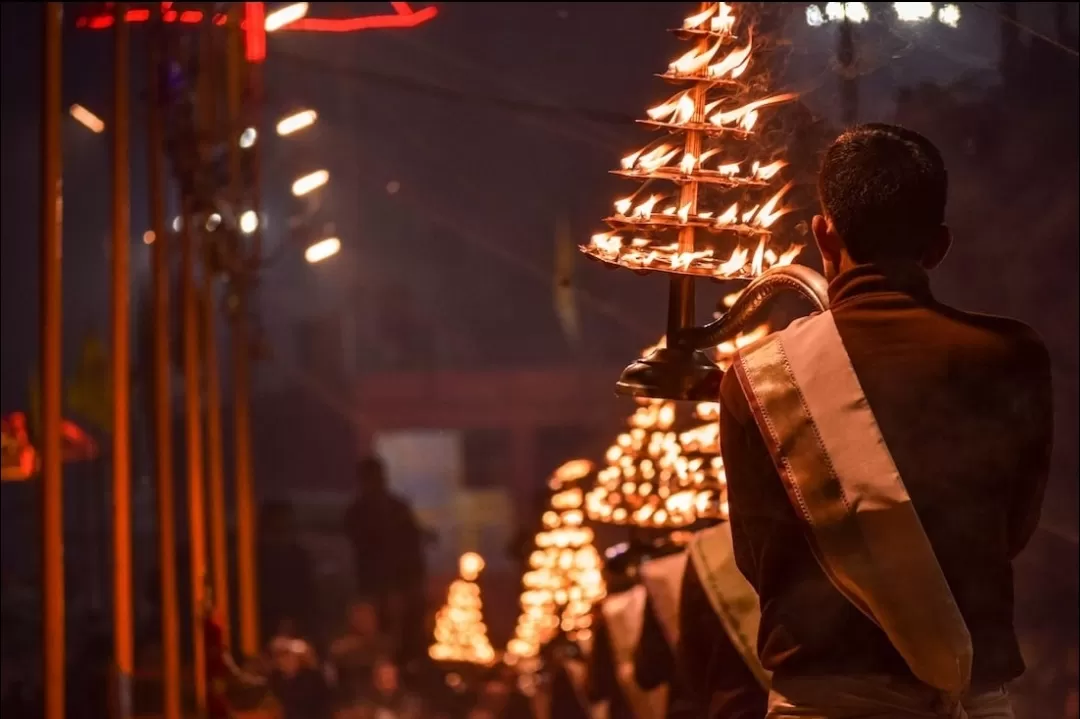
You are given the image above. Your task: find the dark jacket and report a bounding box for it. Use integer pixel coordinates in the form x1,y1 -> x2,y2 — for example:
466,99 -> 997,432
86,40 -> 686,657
720,262 -> 1053,688
677,556 -> 767,719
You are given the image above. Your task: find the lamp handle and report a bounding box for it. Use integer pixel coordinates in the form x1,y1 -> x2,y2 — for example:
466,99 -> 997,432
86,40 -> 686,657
672,264 -> 830,351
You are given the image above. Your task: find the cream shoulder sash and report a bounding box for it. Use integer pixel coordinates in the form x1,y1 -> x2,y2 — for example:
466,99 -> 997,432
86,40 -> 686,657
733,310 -> 972,697
601,585 -> 668,719
687,522 -> 770,689
639,550 -> 688,651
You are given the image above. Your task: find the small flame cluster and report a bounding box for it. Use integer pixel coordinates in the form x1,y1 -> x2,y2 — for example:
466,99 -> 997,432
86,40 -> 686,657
429,553 -> 496,666
586,326 -> 767,528
581,2 -> 802,280
506,460 -> 606,664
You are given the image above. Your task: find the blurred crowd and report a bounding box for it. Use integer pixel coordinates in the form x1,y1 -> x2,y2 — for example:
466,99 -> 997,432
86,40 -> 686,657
244,456 -> 531,719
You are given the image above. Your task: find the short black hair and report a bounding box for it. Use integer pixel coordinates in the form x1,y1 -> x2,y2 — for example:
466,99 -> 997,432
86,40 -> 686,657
818,123 -> 947,262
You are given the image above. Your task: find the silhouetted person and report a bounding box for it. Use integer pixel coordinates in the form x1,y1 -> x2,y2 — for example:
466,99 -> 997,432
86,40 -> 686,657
344,457 -> 427,658
259,501 -> 317,641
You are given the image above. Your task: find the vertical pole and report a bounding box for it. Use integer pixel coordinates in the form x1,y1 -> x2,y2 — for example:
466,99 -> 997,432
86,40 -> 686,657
182,192 -> 208,715
147,28 -> 182,719
666,4 -> 710,343
110,7 -> 134,719
40,6 -> 65,719
235,3 -> 261,658
204,262 -> 230,643
202,22 -> 231,647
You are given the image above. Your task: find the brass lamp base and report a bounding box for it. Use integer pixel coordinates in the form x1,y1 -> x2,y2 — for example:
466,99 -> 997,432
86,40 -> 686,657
614,345 -> 722,401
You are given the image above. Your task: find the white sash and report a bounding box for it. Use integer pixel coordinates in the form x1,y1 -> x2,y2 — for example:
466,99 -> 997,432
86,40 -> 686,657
639,551 -> 688,651
733,310 -> 973,699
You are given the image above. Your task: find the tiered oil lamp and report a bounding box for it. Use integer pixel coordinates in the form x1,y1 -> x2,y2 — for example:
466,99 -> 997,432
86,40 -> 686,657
429,552 -> 497,666
581,2 -> 828,400
506,460 -> 607,664
584,323 -> 766,528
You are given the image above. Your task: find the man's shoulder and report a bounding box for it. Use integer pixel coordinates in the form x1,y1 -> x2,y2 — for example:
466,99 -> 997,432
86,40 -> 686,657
934,305 -> 1050,373
718,314 -> 817,423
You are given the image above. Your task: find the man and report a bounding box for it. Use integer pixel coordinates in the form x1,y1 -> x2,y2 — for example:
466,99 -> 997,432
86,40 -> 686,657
344,456 -> 428,658
720,124 -> 1053,718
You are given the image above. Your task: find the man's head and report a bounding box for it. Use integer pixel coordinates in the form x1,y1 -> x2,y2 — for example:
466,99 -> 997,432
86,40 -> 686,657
814,123 -> 950,279
357,455 -> 387,496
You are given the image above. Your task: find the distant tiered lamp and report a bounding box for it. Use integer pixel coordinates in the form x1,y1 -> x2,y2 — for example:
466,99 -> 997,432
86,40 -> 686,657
583,322 -> 765,529
429,553 -> 496,666
580,2 -> 828,401
507,460 -> 607,664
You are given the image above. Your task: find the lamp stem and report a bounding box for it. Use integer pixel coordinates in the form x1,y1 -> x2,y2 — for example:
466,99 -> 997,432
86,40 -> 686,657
667,6 -> 711,344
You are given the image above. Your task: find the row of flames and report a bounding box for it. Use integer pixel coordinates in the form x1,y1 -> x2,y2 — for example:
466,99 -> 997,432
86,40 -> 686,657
581,1 -> 802,280
504,322 -> 765,670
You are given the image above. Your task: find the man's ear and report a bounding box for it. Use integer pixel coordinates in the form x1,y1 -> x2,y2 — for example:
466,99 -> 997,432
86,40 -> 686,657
812,214 -> 842,271
921,225 -> 952,270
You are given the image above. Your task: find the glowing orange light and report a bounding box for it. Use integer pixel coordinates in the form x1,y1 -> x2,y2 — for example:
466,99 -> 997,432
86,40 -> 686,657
74,2 -> 439,65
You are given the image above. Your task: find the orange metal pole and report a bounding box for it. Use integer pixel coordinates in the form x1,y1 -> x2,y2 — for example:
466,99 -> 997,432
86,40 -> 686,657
204,263 -> 231,643
232,9 -> 260,656
182,199 -> 208,713
110,7 -> 134,718
147,29 -> 182,719
40,5 -> 65,719
202,21 -> 232,646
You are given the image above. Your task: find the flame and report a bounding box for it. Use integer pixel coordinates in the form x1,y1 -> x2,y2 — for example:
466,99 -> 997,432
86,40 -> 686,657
632,195 -> 661,219
647,91 -> 696,125
620,149 -> 643,170
708,93 -> 798,131
683,4 -> 717,30
679,153 -> 697,174
753,181 -> 794,227
753,160 -> 787,180
711,3 -> 736,34
717,246 -> 749,275
708,35 -> 753,79
750,238 -> 766,275
669,37 -> 723,76
637,145 -> 680,172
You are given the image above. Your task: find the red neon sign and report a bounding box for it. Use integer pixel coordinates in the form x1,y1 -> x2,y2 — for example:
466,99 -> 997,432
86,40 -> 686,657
75,2 -> 439,62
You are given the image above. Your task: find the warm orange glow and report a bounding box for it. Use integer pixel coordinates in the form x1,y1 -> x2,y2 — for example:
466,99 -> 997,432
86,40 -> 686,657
304,237 -> 341,264
581,3 -> 803,280
291,169 -> 329,196
74,3 -> 439,65
276,109 -> 318,136
265,2 -> 308,32
69,104 -> 104,133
